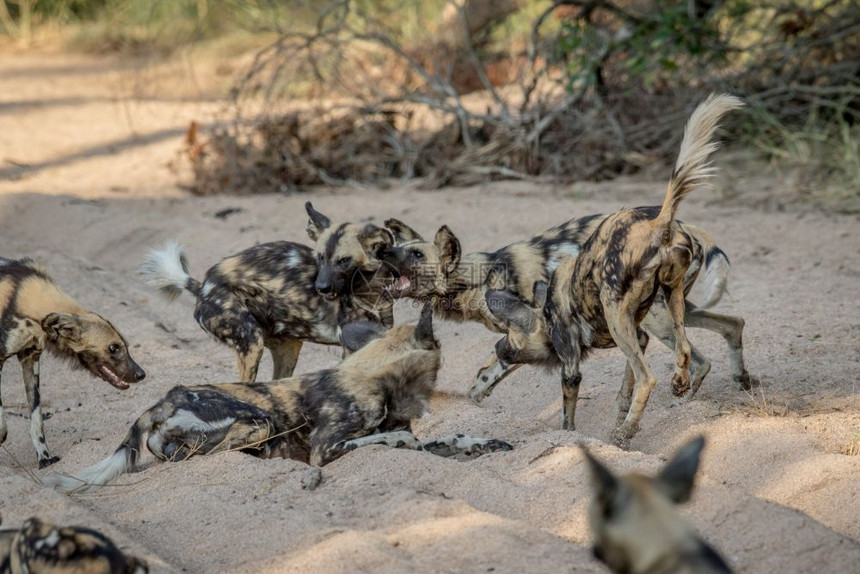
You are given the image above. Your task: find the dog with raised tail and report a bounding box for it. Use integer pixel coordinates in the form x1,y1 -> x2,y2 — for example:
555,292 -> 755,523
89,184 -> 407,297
140,203 -> 396,382
0,257 -> 145,468
46,304 -> 511,493
582,436 -> 732,574
0,512 -> 148,573
491,94 -> 745,445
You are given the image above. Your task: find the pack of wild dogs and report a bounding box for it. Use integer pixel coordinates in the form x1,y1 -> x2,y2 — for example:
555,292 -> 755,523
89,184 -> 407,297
0,95 -> 746,573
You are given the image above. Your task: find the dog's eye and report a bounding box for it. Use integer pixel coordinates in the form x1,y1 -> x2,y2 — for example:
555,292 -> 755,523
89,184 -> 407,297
108,343 -> 121,354
337,256 -> 352,267
411,250 -> 424,260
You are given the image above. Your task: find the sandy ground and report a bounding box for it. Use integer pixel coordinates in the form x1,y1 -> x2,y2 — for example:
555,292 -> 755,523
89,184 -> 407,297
1,53 -> 859,573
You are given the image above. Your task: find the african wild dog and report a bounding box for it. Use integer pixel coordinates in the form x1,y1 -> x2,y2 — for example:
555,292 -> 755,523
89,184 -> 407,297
140,203 -> 395,382
0,513 -> 148,573
382,202 -> 752,406
0,258 -> 145,468
47,305 -> 511,493
490,94 -> 745,445
582,436 -> 732,574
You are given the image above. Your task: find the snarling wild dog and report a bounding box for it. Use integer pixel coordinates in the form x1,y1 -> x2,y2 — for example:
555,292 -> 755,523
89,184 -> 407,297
491,94 -> 745,445
140,203 -> 395,382
582,437 -> 732,574
0,513 -> 148,573
0,258 -> 145,468
47,305 -> 511,493
383,200 -> 751,405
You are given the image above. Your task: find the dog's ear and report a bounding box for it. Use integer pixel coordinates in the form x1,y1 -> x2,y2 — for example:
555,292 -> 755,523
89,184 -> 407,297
305,202 -> 332,241
414,302 -> 435,345
533,280 -> 549,308
42,313 -> 83,343
340,320 -> 388,353
655,435 -> 705,504
385,218 -> 423,245
582,446 -> 620,519
359,224 -> 394,258
434,226 -> 461,273
486,290 -> 538,332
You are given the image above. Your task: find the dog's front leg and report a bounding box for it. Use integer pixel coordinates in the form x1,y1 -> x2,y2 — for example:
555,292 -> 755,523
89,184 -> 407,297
666,286 -> 692,397
18,350 -> 57,467
420,433 -> 513,458
311,430 -> 424,466
468,353 -> 521,402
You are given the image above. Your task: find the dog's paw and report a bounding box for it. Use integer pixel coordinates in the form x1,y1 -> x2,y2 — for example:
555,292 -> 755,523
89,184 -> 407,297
301,467 -> 323,491
466,384 -> 490,404
611,424 -> 637,450
734,372 -> 759,391
38,455 -> 61,469
470,439 -> 513,455
671,372 -> 691,397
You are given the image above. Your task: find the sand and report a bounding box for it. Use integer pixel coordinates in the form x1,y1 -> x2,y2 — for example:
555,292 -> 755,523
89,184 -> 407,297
0,52 -> 858,573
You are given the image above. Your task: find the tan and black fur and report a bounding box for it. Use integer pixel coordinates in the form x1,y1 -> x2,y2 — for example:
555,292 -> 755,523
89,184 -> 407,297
382,200 -> 751,405
140,203 -> 396,382
48,305 -> 511,493
0,513 -> 147,574
583,436 -> 732,574
0,258 -> 145,468
491,95 -> 745,445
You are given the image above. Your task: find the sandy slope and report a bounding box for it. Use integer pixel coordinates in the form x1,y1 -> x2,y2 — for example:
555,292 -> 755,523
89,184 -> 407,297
0,53 -> 858,573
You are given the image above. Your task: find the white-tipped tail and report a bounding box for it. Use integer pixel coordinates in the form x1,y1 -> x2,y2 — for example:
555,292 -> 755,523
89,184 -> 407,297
657,94 -> 745,230
140,241 -> 200,300
45,447 -> 131,493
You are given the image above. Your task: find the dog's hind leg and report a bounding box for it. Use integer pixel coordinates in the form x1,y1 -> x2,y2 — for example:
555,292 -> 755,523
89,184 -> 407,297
685,306 -> 755,391
468,353 -> 522,402
616,330 -> 650,424
607,307 -> 659,448
18,350 -> 58,467
641,306 -> 712,399
268,338 -> 303,379
0,359 -> 6,445
665,286 -> 692,397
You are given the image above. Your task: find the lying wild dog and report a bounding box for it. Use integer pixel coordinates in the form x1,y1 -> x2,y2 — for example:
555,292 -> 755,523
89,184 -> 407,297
47,305 -> 511,493
0,513 -> 148,573
0,257 -> 145,468
582,436 -> 732,574
489,94 -> 745,445
382,207 -> 751,405
140,202 -> 395,382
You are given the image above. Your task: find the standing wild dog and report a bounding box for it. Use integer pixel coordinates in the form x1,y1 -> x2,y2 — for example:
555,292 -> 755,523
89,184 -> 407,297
582,436 -> 732,574
47,305 -> 511,493
382,207 -> 751,405
490,94 -> 745,445
140,203 -> 395,382
0,258 -> 145,468
0,513 -> 148,573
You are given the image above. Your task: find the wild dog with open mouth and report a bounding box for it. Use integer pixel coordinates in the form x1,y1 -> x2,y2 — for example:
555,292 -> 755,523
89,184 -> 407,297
489,94 -> 745,445
140,203 -> 395,382
382,202 -> 751,405
0,257 -> 145,468
47,305 -> 511,493
582,436 -> 732,574
0,513 -> 148,573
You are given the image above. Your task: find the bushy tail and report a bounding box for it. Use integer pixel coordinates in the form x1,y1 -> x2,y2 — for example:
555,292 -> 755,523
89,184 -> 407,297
46,411 -> 152,493
656,94 -> 745,237
140,241 -> 201,300
682,224 -> 730,309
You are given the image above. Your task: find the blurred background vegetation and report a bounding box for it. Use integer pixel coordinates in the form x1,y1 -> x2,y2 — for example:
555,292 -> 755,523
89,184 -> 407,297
1,1 -> 858,211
